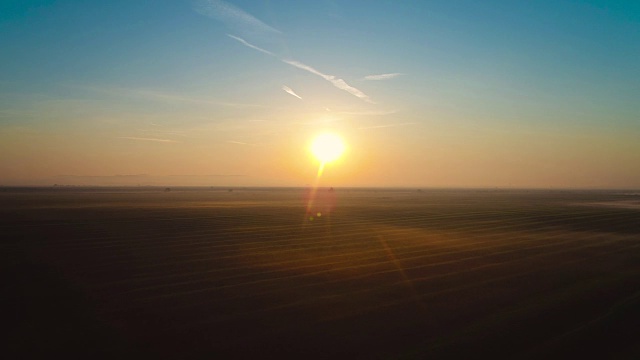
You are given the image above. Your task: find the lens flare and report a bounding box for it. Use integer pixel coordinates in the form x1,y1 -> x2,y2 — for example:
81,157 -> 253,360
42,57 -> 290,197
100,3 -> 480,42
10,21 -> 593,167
304,133 -> 345,223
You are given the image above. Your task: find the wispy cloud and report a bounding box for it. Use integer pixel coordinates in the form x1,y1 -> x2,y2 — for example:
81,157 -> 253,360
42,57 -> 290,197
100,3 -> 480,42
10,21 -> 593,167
227,140 -> 258,146
55,174 -> 148,178
73,84 -> 264,108
50,174 -> 247,186
282,85 -> 302,99
138,129 -> 188,137
363,73 -> 404,81
227,34 -> 275,56
194,0 -> 280,34
358,122 -> 416,130
290,115 -> 342,125
282,59 -> 374,103
166,174 -> 247,177
118,137 -> 178,143
334,109 -> 398,116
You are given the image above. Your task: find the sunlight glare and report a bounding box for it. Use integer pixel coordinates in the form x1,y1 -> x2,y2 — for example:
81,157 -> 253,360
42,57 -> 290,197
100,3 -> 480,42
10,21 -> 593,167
311,133 -> 345,163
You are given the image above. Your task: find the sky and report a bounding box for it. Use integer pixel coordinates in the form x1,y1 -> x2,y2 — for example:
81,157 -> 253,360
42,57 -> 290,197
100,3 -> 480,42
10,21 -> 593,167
1,0 -> 639,188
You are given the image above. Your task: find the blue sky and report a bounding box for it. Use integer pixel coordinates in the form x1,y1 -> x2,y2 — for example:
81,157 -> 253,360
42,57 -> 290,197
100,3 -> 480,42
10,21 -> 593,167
1,0 -> 639,187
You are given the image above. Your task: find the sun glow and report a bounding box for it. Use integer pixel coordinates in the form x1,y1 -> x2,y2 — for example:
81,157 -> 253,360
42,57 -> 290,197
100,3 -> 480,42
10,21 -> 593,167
311,133 -> 345,163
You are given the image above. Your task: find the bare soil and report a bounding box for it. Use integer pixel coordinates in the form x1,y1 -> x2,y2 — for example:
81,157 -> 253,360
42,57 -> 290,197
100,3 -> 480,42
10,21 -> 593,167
1,187 -> 639,358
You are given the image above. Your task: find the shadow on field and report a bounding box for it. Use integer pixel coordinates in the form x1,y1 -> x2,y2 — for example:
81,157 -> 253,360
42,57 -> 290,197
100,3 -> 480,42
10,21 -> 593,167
1,261 -> 135,358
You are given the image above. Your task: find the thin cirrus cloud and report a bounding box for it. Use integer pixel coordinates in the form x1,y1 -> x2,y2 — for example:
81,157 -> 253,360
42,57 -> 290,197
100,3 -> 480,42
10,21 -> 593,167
282,85 -> 302,99
72,84 -> 264,108
193,0 -> 281,34
333,109 -> 398,116
138,129 -> 188,137
118,137 -> 178,143
363,73 -> 403,81
227,140 -> 259,146
358,122 -> 416,130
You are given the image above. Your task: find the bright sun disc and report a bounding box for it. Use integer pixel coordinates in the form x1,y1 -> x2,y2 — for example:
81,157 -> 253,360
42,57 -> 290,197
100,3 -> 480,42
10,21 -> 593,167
311,133 -> 345,163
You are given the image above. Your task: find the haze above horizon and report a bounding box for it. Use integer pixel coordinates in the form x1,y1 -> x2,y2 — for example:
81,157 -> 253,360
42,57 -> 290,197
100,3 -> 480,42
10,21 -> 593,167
1,0 -> 639,188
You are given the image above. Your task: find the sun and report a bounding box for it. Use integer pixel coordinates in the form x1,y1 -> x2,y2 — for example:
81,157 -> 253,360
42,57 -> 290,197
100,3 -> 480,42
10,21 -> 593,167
311,133 -> 345,163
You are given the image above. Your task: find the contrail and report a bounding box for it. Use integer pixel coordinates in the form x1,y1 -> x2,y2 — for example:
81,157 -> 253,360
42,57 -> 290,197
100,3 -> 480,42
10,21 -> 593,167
198,4 -> 375,104
283,59 -> 374,103
282,85 -> 302,99
227,34 -> 275,56
226,36 -> 374,104
363,73 -> 403,81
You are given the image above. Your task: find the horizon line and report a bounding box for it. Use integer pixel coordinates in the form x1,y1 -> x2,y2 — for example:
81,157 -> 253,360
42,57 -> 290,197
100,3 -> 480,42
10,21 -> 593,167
1,184 -> 638,191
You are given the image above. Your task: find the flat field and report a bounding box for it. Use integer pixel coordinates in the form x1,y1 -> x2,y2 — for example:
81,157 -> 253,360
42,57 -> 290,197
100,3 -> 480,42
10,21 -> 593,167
1,188 -> 639,358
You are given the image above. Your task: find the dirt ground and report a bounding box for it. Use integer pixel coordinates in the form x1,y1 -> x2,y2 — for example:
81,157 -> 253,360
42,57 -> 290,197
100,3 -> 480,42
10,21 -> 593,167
1,187 -> 639,358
